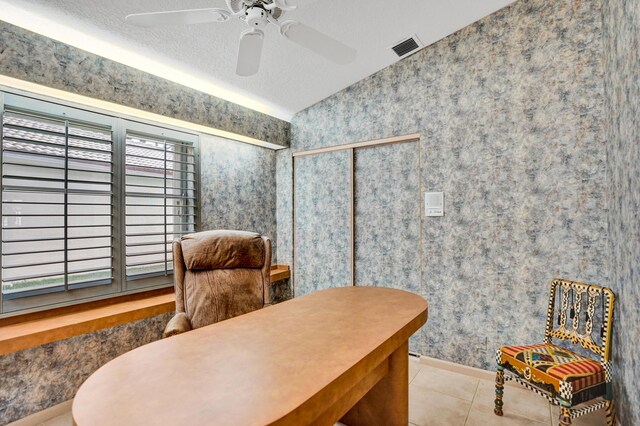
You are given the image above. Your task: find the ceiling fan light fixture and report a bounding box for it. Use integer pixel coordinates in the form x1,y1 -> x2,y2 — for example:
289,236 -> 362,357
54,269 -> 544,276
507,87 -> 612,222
245,6 -> 269,29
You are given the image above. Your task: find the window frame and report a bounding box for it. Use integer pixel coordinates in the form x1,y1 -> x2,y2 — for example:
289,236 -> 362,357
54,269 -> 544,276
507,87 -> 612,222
122,120 -> 199,292
0,89 -> 200,318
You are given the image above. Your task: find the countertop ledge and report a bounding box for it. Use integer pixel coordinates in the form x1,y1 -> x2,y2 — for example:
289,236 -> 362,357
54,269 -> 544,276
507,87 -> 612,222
0,265 -> 291,356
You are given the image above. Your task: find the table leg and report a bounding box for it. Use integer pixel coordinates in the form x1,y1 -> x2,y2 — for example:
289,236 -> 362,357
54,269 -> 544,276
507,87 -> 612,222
340,341 -> 409,426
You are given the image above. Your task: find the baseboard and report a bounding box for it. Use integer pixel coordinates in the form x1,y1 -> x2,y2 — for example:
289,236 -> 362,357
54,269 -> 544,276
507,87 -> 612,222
6,400 -> 72,426
417,355 -> 494,379
417,355 -> 526,388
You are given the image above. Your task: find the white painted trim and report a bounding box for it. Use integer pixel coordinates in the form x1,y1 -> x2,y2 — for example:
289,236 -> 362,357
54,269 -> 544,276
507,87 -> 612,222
417,355 -> 522,389
418,355 -> 495,381
6,400 -> 72,426
292,133 -> 420,157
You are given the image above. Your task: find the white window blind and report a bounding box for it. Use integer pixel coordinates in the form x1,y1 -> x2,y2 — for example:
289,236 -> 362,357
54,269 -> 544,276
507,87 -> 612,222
125,133 -> 196,280
0,92 -> 199,315
1,109 -> 114,299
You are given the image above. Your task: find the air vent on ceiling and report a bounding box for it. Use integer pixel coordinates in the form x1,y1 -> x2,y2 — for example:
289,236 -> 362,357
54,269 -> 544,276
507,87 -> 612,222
391,35 -> 423,58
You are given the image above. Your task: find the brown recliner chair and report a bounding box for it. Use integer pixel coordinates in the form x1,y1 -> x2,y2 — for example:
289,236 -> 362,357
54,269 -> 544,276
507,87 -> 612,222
163,230 -> 271,338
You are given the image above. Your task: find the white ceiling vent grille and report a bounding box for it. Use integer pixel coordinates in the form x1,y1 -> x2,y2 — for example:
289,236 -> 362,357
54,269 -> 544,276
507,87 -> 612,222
391,35 -> 423,58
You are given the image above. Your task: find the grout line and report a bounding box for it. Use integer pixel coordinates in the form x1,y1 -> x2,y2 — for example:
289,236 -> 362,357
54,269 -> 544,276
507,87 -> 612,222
421,359 -> 559,426
470,377 -> 482,406
463,380 -> 481,426
409,362 -> 422,384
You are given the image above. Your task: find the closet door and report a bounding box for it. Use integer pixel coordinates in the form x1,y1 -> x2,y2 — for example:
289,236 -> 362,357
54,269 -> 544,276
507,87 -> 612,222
354,142 -> 421,292
294,151 -> 351,296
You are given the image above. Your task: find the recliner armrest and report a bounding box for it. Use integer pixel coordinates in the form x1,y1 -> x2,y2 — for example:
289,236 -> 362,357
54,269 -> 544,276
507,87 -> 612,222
163,312 -> 192,338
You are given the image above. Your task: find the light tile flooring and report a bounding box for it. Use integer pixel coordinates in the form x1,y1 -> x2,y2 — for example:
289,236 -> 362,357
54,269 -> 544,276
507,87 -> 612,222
408,357 -> 608,426
27,357 -> 609,426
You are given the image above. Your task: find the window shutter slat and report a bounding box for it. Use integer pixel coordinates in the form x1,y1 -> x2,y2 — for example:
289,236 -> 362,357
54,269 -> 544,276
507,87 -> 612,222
124,133 -> 196,280
1,110 -> 114,298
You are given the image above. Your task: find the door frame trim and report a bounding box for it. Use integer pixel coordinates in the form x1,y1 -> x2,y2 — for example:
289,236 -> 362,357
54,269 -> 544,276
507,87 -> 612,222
292,133 -> 422,296
292,133 -> 420,158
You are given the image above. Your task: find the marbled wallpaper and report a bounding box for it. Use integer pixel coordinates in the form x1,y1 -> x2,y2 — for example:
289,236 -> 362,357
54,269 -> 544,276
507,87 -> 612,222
0,21 -> 290,147
603,0 -> 640,423
199,134 -> 277,256
2,0 -> 638,422
284,0 -> 609,370
276,149 -> 294,266
293,151 -> 351,296
270,279 -> 293,305
354,142 -> 421,294
0,313 -> 173,424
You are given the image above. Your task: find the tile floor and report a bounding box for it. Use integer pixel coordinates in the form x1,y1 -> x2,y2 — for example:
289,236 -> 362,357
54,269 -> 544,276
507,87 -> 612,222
408,357 -> 608,426
27,357 -> 609,426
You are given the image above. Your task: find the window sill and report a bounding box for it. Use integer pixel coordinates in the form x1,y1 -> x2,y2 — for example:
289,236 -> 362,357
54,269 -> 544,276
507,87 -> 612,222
270,264 -> 291,283
0,265 -> 290,356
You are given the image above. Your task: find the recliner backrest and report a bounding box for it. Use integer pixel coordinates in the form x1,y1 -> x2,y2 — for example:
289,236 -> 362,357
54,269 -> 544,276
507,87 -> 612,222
173,230 -> 271,330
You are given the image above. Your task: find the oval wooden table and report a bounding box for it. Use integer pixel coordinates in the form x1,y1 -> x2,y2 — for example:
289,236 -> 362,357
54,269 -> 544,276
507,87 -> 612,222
73,287 -> 428,426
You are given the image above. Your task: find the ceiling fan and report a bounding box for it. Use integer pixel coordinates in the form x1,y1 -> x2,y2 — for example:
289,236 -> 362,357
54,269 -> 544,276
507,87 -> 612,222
125,0 -> 357,76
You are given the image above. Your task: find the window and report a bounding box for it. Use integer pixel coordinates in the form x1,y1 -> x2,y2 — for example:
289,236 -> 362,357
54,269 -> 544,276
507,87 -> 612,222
0,92 -> 198,315
124,126 -> 196,289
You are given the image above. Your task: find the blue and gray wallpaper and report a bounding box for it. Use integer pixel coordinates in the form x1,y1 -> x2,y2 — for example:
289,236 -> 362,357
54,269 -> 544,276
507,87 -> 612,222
1,0 -> 639,423
353,142 -> 421,293
276,149 -> 293,266
603,0 -> 640,423
284,0 -> 609,370
293,151 -> 351,295
0,313 -> 173,424
200,135 -> 277,254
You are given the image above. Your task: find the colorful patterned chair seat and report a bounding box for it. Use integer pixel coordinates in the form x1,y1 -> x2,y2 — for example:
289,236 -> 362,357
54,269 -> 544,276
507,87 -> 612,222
499,343 -> 606,404
493,279 -> 616,426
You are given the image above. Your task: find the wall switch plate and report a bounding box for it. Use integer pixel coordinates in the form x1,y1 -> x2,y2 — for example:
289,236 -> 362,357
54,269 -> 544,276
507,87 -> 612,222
425,192 -> 444,217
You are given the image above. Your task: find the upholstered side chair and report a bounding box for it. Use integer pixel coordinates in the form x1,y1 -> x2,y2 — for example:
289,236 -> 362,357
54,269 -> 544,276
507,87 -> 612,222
494,279 -> 616,426
163,230 -> 271,338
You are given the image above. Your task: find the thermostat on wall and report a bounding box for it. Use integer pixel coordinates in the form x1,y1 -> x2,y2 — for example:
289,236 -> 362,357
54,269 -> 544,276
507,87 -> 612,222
425,192 -> 444,217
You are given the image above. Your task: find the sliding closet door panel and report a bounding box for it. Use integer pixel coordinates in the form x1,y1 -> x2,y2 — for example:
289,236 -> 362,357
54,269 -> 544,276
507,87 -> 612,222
354,142 -> 421,292
294,151 -> 351,296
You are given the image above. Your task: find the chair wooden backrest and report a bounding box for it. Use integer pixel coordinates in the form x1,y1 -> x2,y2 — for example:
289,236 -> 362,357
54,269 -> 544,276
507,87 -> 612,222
544,279 -> 615,365
495,279 -> 617,425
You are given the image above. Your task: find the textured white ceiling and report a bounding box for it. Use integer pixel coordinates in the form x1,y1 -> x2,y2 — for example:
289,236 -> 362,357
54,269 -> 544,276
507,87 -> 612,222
3,0 -> 515,120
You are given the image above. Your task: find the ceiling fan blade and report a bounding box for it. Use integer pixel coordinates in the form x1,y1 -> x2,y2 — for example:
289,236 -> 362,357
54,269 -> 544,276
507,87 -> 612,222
236,29 -> 265,77
280,21 -> 356,65
125,8 -> 230,27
